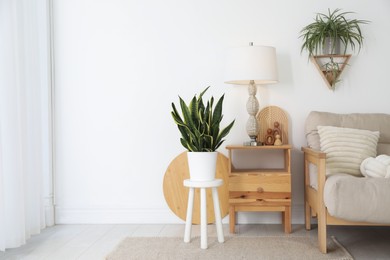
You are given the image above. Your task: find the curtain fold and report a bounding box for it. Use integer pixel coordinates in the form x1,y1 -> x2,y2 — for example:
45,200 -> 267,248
0,0 -> 52,251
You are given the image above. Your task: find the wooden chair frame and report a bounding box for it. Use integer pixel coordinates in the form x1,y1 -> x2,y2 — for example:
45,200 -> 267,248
302,147 -> 389,253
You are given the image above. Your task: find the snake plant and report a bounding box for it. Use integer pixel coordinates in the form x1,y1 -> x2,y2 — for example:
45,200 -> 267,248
171,86 -> 235,152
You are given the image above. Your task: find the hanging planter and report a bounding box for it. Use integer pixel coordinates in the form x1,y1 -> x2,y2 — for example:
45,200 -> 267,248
299,8 -> 369,89
300,8 -> 369,57
322,37 -> 341,55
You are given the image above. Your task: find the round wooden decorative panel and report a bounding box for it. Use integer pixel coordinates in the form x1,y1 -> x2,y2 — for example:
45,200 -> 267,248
163,152 -> 229,224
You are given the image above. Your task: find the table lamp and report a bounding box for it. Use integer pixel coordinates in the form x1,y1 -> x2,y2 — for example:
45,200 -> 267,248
225,42 -> 278,145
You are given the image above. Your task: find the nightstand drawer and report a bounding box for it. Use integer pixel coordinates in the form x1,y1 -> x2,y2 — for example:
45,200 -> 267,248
229,174 -> 291,193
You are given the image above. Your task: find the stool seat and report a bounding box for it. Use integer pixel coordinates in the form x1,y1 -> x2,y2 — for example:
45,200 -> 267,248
183,178 -> 224,249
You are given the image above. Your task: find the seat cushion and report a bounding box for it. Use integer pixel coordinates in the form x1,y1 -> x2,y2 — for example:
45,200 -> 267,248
318,126 -> 380,177
324,174 -> 390,223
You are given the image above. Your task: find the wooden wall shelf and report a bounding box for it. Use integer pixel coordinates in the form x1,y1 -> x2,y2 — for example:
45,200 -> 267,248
311,54 -> 351,90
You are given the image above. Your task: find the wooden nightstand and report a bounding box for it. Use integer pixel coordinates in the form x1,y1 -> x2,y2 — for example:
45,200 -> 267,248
226,145 -> 291,234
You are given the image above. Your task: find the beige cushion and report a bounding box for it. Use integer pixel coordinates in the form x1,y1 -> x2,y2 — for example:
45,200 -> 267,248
305,111 -> 390,154
318,126 -> 379,177
324,174 -> 390,223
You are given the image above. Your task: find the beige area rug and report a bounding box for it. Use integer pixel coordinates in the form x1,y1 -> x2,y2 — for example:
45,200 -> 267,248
106,236 -> 353,260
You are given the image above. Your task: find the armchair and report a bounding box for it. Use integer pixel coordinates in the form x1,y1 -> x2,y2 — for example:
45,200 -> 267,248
302,111 -> 390,253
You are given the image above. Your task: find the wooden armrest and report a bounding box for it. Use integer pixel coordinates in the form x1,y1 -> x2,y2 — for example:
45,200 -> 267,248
301,146 -> 327,193
301,147 -> 326,159
302,146 -> 328,253
301,147 -> 327,168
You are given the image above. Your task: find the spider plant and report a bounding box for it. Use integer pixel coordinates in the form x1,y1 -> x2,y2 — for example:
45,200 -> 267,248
300,8 -> 369,57
322,57 -> 343,89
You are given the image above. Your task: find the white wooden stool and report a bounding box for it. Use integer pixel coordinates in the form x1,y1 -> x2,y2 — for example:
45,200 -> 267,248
183,179 -> 224,249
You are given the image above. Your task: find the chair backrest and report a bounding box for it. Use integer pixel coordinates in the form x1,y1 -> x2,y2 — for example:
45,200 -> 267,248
305,111 -> 390,155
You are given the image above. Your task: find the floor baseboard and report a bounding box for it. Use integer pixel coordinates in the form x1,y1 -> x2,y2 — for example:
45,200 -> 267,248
55,204 -> 305,224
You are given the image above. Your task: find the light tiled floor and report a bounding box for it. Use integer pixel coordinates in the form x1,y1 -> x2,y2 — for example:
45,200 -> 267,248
1,224 -> 389,259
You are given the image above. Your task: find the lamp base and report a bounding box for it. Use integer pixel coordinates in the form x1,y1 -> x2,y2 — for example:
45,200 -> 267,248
243,136 -> 263,146
243,141 -> 263,146
244,81 -> 262,146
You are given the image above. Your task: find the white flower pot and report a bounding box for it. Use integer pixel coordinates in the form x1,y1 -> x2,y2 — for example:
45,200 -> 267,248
187,152 -> 218,181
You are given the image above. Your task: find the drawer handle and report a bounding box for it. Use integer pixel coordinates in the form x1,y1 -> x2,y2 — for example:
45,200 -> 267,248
257,187 -> 264,193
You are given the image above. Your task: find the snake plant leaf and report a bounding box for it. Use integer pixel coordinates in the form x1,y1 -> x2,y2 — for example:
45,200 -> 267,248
171,86 -> 235,152
180,138 -> 189,151
197,86 -> 210,101
189,95 -> 201,129
195,88 -> 211,130
179,97 -> 196,130
171,112 -> 185,127
193,127 -> 202,149
203,134 -> 213,151
209,96 -> 214,123
214,120 -> 235,150
203,100 -> 211,132
198,93 -> 205,121
212,95 -> 224,127
177,124 -> 187,136
180,137 -> 197,152
171,103 -> 184,125
217,122 -> 234,143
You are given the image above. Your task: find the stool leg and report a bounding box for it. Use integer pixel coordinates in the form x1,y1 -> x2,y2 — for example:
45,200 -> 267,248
212,187 -> 224,243
200,187 -> 207,249
184,187 -> 194,243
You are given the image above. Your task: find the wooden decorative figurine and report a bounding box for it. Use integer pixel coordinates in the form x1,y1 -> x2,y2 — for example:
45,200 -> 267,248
273,121 -> 282,143
264,128 -> 275,145
274,134 -> 282,146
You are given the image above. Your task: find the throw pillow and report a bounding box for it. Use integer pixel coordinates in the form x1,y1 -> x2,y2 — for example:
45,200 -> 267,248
317,125 -> 380,177
360,155 -> 390,178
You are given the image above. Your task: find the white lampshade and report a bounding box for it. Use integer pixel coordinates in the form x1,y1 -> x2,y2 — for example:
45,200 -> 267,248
224,44 -> 278,85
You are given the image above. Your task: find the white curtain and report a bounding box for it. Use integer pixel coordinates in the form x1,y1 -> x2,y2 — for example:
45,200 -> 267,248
0,0 -> 53,251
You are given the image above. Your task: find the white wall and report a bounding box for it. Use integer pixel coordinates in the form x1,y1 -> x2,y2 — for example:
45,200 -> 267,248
53,0 -> 390,224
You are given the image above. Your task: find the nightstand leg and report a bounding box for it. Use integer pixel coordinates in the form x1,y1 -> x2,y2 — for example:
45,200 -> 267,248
283,206 -> 292,233
229,205 -> 236,233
